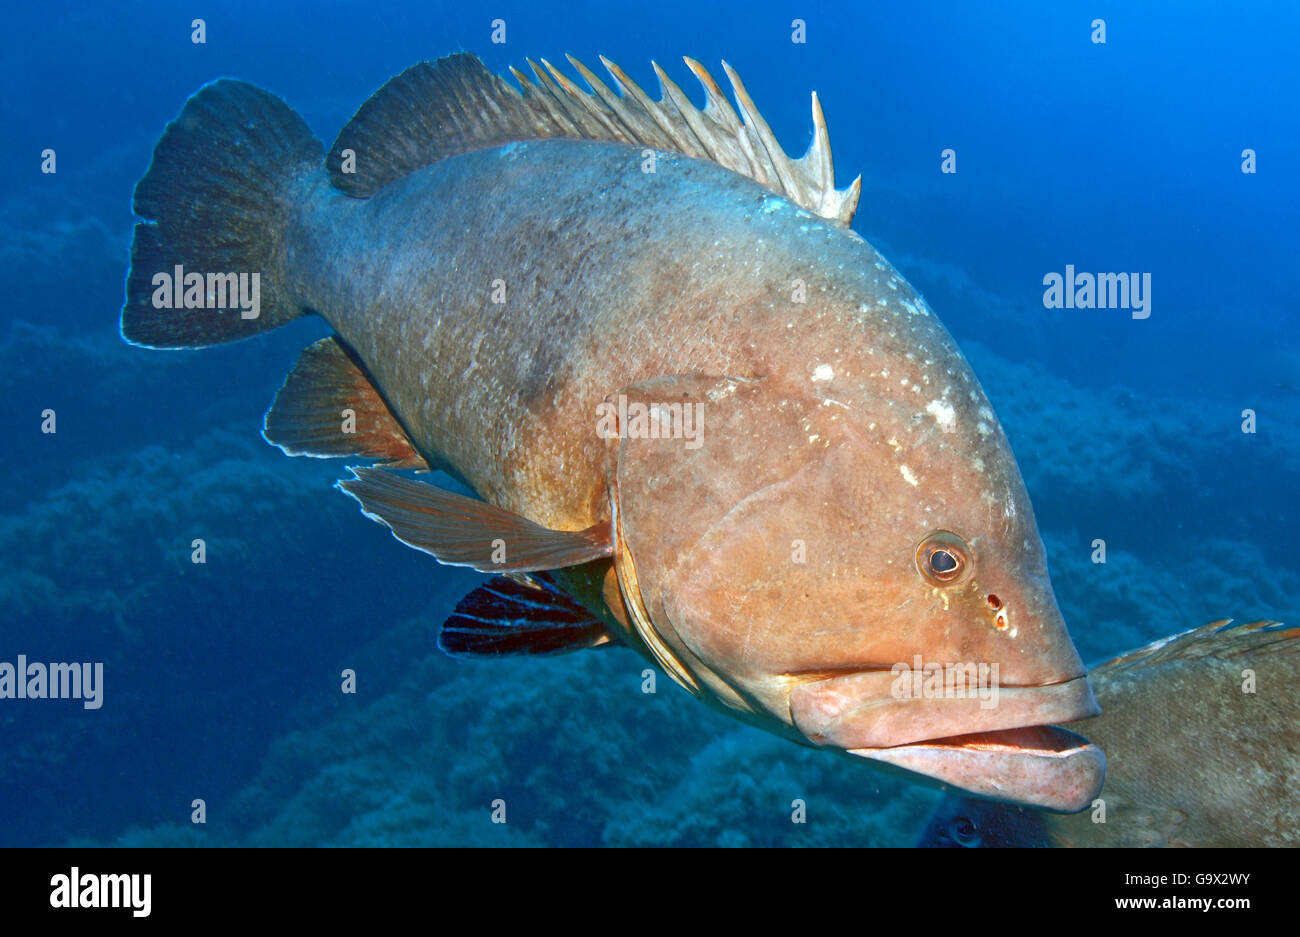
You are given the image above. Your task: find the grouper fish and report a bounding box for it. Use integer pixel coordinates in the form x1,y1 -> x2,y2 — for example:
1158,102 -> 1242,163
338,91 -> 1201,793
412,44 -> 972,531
919,619 -> 1300,846
122,52 -> 1104,810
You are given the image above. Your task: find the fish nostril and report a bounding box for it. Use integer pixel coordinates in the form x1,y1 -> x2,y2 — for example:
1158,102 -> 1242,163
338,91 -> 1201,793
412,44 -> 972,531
987,594 -> 1002,610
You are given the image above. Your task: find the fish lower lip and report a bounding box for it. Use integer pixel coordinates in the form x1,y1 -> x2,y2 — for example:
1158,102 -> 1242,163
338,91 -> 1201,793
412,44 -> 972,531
848,725 -> 1106,813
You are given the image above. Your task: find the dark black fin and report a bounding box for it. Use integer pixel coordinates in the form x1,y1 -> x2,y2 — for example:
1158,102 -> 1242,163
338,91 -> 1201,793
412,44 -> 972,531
439,574 -> 618,658
122,79 -> 323,348
1091,618 -> 1295,677
335,467 -> 612,572
263,336 -> 428,469
325,52 -> 860,223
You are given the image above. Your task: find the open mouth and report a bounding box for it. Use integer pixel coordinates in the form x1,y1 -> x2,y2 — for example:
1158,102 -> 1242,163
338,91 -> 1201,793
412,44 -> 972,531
849,724 -> 1104,813
899,724 -> 1094,756
789,672 -> 1105,812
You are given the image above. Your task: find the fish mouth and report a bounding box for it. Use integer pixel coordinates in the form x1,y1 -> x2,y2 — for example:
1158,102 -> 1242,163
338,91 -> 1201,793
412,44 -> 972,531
849,724 -> 1105,814
789,672 -> 1104,812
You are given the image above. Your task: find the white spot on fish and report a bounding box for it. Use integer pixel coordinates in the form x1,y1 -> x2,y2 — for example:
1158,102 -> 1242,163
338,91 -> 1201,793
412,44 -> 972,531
899,465 -> 919,486
977,422 -> 992,437
812,363 -> 834,382
926,399 -> 957,433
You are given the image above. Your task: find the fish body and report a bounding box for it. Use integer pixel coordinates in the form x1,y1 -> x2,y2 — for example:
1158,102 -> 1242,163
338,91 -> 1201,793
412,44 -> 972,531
919,619 -> 1300,847
123,53 -> 1103,810
287,137 -> 876,528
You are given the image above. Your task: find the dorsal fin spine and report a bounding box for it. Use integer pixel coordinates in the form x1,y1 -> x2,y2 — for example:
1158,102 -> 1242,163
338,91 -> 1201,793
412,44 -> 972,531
599,57 -> 662,127
652,62 -> 716,156
328,52 -> 862,225
808,92 -> 833,192
720,61 -> 793,196
565,55 -> 639,138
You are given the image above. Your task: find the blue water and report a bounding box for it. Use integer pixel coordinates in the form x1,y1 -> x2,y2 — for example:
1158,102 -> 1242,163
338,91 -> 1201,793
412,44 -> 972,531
2,1 -> 1296,846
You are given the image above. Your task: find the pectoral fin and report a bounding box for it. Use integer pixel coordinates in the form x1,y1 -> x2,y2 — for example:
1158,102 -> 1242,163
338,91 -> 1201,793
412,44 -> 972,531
336,467 -> 612,572
439,574 -> 618,657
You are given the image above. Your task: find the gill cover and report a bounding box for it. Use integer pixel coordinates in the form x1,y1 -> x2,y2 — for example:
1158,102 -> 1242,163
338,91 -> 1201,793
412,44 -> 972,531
604,373 -> 863,725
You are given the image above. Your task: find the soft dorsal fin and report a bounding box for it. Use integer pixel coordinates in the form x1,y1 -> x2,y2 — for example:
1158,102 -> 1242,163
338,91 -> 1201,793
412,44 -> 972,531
263,336 -> 428,469
328,52 -> 861,225
335,466 -> 612,572
438,573 -> 618,658
1090,618 -> 1295,678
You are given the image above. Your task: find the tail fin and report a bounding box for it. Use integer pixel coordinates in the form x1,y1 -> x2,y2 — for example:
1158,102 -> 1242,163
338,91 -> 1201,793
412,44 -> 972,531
121,79 -> 323,348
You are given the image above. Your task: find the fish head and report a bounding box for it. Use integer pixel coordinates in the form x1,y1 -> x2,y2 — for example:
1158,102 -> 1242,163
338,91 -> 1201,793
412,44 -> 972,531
606,369 -> 1103,812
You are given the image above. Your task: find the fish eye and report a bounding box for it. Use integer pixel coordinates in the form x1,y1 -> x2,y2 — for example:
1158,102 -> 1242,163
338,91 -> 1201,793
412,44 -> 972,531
950,817 -> 981,848
930,550 -> 957,573
915,531 -> 971,585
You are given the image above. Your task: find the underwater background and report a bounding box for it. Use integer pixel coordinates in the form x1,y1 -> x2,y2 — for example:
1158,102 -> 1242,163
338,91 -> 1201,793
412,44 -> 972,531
2,0 -> 1296,847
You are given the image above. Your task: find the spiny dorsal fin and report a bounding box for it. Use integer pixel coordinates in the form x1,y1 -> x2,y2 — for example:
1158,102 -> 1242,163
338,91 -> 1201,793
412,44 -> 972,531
328,52 -> 861,225
1091,618 -> 1295,678
263,336 -> 429,469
